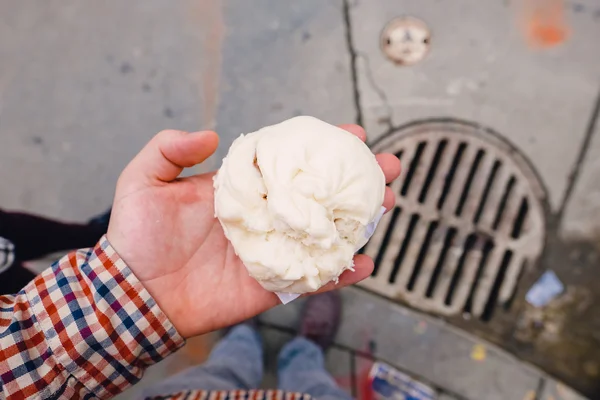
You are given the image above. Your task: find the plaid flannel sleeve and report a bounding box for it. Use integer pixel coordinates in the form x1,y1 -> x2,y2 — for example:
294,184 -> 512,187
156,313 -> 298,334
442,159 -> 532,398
0,235 -> 185,399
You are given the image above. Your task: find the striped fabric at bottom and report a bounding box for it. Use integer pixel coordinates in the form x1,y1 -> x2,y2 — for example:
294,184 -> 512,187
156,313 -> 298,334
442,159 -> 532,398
147,389 -> 312,400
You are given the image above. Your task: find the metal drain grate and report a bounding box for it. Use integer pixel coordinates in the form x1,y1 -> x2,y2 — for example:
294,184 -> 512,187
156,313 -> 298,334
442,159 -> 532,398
360,121 -> 546,321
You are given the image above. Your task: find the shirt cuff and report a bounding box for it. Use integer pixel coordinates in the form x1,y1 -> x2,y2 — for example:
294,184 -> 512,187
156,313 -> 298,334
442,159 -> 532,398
26,235 -> 185,398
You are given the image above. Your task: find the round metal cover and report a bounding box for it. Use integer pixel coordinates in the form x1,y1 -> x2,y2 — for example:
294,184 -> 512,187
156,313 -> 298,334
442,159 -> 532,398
360,120 -> 547,321
380,16 -> 431,65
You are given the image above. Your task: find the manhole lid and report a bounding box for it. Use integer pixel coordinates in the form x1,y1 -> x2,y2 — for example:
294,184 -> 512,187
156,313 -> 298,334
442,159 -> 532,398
380,16 -> 431,65
361,120 -> 546,321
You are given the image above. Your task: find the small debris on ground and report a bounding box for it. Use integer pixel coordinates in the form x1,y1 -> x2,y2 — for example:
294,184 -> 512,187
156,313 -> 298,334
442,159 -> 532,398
470,344 -> 487,361
370,362 -> 436,400
526,270 -> 564,307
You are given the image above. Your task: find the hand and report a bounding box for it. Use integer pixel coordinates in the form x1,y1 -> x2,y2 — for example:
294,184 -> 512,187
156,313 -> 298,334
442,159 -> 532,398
107,125 -> 401,338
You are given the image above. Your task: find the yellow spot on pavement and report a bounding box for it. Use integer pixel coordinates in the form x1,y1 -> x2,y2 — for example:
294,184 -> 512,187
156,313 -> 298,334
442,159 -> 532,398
470,344 -> 486,361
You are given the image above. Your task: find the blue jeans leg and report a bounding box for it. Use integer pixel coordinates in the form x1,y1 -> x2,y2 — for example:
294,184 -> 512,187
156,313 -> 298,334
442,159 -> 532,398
277,337 -> 352,400
140,325 -> 263,398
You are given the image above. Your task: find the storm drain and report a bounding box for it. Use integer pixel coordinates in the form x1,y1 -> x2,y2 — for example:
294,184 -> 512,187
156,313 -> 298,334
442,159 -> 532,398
360,121 -> 546,321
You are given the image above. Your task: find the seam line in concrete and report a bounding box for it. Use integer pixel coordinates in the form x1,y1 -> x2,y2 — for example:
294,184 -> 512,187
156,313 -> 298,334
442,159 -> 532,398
558,86 -> 600,221
342,0 -> 363,127
260,321 -> 468,400
534,376 -> 546,400
357,51 -> 393,131
349,349 -> 357,398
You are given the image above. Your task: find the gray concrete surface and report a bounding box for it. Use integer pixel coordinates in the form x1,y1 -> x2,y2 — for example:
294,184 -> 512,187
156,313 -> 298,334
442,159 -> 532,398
325,348 -> 354,396
215,0 -> 354,162
561,106 -> 600,239
2,1 -> 598,399
1,1 -> 207,219
438,395 -> 460,400
344,3 -> 600,395
0,0 -> 353,221
348,0 -> 600,212
262,287 -> 545,400
540,378 -> 590,400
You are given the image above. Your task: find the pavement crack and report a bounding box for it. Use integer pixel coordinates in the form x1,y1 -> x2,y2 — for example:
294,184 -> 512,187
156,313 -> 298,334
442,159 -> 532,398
533,377 -> 545,400
357,51 -> 393,131
342,0 -> 363,126
557,85 -> 600,222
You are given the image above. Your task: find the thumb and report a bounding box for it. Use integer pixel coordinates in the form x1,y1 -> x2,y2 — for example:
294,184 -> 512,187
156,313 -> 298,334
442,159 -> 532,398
122,129 -> 219,185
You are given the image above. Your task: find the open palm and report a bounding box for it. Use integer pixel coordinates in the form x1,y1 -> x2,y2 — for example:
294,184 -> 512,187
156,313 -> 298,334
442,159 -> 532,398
107,127 -> 400,338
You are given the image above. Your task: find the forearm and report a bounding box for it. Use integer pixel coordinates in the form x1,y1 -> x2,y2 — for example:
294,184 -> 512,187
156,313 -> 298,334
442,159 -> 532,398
0,237 -> 184,399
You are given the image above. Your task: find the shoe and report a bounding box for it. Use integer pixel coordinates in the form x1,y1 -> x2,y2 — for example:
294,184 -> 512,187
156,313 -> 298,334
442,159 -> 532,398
300,291 -> 342,351
88,208 -> 112,232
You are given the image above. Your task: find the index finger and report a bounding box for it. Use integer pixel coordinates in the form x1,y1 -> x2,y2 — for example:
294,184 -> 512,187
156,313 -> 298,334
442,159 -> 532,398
338,124 -> 367,142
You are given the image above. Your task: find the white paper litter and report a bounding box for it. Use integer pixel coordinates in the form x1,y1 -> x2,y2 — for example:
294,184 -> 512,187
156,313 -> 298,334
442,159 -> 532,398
525,270 -> 564,307
275,206 -> 387,304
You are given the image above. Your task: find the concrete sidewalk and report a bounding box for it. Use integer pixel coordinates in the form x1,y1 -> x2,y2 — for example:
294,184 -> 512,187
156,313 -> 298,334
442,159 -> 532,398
1,1 -> 597,399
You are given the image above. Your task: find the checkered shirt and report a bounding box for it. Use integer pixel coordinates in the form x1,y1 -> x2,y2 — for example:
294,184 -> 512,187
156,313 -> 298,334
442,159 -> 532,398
147,390 -> 311,400
0,236 -> 185,399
